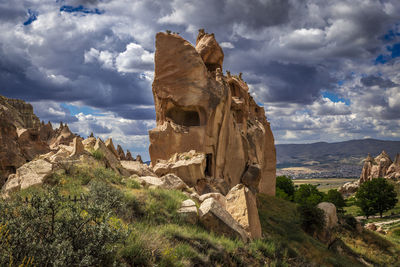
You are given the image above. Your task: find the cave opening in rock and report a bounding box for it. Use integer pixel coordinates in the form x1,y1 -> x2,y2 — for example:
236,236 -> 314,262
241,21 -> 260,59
205,153 -> 213,177
166,106 -> 200,127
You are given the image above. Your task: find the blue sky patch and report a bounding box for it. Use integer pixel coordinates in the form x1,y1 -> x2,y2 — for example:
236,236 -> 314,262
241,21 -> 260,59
322,91 -> 350,105
61,103 -> 103,116
23,9 -> 38,25
60,5 -> 104,15
375,42 -> 400,64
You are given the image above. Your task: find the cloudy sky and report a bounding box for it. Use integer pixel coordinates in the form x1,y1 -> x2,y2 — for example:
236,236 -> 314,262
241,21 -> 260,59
1,0 -> 400,160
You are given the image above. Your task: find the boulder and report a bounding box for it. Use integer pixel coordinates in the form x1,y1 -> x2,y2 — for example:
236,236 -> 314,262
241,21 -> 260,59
225,184 -> 262,239
199,192 -> 226,209
153,151 -> 206,187
338,181 -> 359,196
365,223 -> 377,231
178,199 -> 198,224
317,202 -> 338,229
241,163 -> 261,191
160,173 -> 188,190
135,176 -> 164,188
195,29 -> 224,72
121,160 -> 155,176
1,159 -> 53,197
199,198 -> 249,242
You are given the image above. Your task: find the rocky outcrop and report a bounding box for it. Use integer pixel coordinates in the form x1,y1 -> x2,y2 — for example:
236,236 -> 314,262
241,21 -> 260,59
226,184 -> 262,239
153,151 -> 206,186
339,151 -> 400,196
317,202 -> 338,229
199,198 -> 249,242
2,159 -> 53,198
120,160 -> 155,177
0,96 -> 52,184
148,30 -> 276,196
178,199 -> 198,224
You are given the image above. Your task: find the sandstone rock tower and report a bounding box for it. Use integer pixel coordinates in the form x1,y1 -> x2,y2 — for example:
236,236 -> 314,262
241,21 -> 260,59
148,30 -> 276,195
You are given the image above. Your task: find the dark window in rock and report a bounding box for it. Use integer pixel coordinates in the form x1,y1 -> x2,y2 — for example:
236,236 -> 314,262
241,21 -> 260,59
166,106 -> 200,127
205,153 -> 213,177
6,166 -> 16,174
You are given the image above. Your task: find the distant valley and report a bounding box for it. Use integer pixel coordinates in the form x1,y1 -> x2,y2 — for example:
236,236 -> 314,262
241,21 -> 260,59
276,139 -> 400,178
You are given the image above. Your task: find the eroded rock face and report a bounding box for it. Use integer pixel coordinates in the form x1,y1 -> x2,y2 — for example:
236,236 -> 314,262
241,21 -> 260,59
2,159 -> 53,198
339,151 -> 400,196
148,30 -> 276,196
199,197 -> 249,242
226,184 -> 262,239
153,151 -> 206,186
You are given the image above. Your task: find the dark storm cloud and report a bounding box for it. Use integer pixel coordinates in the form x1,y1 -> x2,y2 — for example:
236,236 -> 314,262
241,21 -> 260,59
360,75 -> 397,88
88,122 -> 112,134
254,62 -> 335,104
31,101 -> 78,124
1,0 -> 400,149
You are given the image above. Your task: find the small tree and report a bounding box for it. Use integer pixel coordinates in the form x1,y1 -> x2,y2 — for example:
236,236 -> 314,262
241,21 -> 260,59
324,189 -> 346,212
276,176 -> 295,201
355,178 -> 397,218
294,184 -> 325,206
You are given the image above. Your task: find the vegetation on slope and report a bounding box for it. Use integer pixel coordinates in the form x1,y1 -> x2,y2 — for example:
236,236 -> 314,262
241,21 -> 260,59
1,165 -> 400,266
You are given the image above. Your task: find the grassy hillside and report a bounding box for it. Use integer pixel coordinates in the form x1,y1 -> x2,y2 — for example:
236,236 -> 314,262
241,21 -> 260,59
1,163 -> 399,266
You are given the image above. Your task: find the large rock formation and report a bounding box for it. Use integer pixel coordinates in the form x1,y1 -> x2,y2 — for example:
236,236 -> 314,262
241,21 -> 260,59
148,30 -> 276,196
339,151 -> 400,196
0,96 -> 50,184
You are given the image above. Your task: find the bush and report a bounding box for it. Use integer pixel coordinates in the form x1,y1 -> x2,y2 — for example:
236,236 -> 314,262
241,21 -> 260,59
0,187 -> 128,266
324,189 -> 346,212
276,176 -> 295,201
355,178 -> 397,218
294,184 -> 325,207
298,204 -> 326,234
91,149 -> 104,160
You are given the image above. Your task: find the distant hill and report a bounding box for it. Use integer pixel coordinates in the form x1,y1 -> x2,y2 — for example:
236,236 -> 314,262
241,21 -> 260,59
276,139 -> 400,178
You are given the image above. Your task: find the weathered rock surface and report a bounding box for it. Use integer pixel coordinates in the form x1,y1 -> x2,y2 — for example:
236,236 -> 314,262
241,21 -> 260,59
121,160 -> 155,177
135,175 -> 164,188
126,150 -> 134,161
160,173 -> 188,190
199,198 -> 249,242
178,199 -> 198,224
317,202 -> 338,229
199,192 -> 226,209
148,30 -> 276,196
71,137 -> 85,157
225,184 -> 262,239
153,151 -> 206,186
2,159 -> 53,197
117,145 -> 126,160
339,151 -> 400,195
105,138 -> 119,158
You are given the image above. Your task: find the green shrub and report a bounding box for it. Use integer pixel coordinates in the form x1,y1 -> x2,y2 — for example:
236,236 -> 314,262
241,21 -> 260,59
356,178 -> 397,218
91,149 -> 104,160
276,176 -> 295,201
324,189 -> 346,212
0,187 -> 128,266
298,204 -> 326,234
119,232 -> 152,266
294,184 -> 325,207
